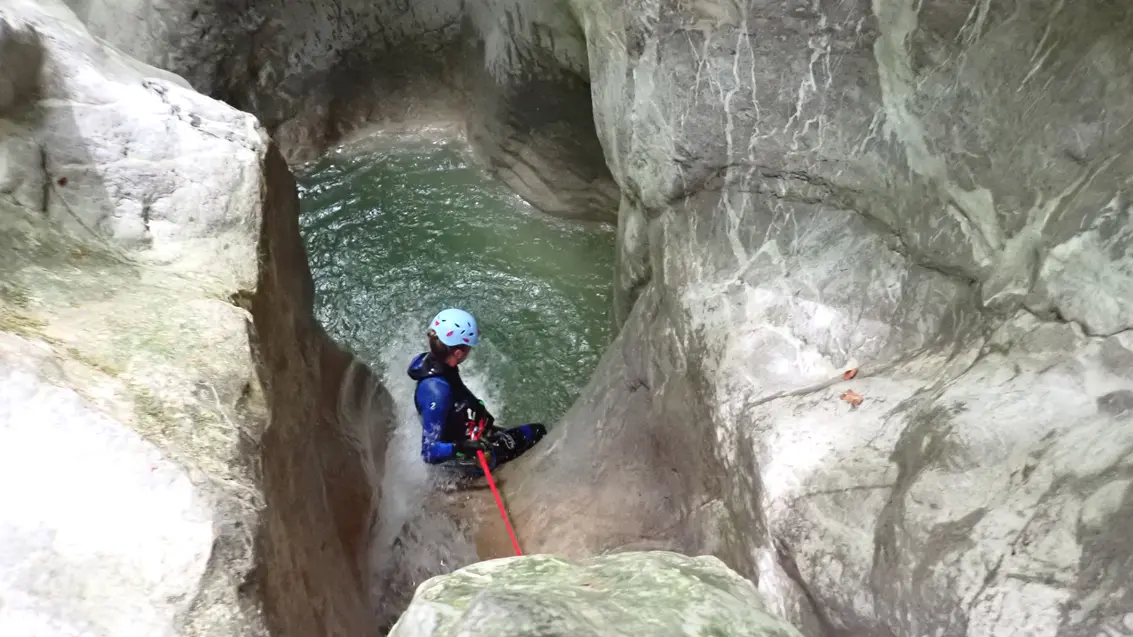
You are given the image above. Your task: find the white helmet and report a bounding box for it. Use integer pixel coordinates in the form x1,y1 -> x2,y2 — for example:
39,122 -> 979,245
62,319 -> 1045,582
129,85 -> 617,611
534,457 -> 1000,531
429,308 -> 480,346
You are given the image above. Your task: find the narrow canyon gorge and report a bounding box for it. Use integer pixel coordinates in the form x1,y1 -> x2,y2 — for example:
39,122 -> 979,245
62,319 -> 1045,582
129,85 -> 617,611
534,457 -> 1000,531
2,0 -> 1131,635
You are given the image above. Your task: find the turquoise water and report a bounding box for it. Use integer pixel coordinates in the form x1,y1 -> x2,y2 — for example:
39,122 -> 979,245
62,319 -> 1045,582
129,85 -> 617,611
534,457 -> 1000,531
296,134 -> 615,427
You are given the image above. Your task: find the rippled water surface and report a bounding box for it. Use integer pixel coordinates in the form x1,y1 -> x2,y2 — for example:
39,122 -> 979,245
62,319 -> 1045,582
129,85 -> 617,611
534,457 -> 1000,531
297,133 -> 615,430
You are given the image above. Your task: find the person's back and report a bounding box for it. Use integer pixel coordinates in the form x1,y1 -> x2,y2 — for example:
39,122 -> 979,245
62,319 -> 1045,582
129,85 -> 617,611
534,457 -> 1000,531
407,350 -> 481,463
406,308 -> 547,472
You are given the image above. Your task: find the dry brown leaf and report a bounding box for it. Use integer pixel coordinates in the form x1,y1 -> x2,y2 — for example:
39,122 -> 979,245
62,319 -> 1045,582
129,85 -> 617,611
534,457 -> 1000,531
840,390 -> 864,407
842,367 -> 858,381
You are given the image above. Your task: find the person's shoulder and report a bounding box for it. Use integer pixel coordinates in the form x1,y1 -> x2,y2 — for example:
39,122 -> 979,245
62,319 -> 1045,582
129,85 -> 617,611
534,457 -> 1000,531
408,352 -> 430,371
408,352 -> 445,381
416,375 -> 451,395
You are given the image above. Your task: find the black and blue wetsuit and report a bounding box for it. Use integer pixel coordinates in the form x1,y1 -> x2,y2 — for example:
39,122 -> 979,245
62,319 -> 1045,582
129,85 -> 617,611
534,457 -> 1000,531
407,352 -> 546,471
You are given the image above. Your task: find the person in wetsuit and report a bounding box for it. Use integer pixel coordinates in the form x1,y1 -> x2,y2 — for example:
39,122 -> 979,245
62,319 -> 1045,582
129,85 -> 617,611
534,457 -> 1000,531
407,308 -> 547,472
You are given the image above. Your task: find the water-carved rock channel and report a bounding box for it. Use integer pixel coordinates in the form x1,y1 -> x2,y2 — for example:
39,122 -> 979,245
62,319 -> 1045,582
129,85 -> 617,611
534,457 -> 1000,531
295,133 -> 616,628
2,0 -> 1131,635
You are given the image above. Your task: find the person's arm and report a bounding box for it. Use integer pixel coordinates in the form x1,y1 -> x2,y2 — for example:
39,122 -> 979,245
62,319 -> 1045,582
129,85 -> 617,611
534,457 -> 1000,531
416,378 -> 457,463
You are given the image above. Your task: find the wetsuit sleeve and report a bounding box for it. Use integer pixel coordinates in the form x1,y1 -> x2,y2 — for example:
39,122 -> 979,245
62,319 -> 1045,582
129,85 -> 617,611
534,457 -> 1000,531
415,377 -> 457,463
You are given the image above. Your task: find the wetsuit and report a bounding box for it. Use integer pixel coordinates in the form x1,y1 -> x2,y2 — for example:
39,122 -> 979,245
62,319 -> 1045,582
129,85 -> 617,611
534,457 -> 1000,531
407,352 -> 546,471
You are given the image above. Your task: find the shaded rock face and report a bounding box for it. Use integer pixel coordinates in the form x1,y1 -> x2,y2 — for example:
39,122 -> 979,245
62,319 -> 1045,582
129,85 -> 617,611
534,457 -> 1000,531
250,143 -> 395,637
388,551 -> 805,637
1,2 -> 392,635
62,0 -> 619,222
505,1 -> 1133,637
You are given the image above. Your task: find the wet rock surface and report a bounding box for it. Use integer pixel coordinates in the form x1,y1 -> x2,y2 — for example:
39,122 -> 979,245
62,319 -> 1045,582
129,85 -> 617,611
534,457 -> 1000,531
250,144 -> 394,637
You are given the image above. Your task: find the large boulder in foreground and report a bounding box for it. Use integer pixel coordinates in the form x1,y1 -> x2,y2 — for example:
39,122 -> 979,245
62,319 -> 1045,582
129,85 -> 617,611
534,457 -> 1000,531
388,551 -> 805,637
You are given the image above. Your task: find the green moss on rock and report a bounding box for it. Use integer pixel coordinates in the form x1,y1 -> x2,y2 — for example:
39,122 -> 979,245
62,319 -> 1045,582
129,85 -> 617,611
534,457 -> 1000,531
389,551 -> 804,637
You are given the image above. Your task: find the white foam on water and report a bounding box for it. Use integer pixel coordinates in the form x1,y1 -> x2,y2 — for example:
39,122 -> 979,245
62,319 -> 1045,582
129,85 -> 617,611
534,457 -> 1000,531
367,321 -> 508,627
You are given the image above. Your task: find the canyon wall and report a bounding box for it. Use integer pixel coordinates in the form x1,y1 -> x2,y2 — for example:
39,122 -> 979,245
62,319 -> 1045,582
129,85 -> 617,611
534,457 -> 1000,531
9,0 -> 1133,635
1,2 -> 391,635
61,0 -> 618,221
507,1 -> 1133,636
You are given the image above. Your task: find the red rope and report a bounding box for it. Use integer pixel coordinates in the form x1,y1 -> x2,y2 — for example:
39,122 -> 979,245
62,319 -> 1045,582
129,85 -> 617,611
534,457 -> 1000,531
472,419 -> 524,556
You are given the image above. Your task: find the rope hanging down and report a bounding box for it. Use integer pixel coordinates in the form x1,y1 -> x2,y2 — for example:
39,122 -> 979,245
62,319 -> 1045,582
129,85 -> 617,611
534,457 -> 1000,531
471,418 -> 523,556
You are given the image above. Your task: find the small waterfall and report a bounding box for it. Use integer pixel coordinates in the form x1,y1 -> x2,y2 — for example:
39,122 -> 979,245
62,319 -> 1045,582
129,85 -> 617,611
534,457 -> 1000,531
367,328 -> 507,629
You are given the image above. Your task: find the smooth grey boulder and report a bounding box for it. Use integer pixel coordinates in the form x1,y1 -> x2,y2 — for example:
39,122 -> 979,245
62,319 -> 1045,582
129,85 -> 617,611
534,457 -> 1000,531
1,2 -> 397,636
388,551 -> 805,637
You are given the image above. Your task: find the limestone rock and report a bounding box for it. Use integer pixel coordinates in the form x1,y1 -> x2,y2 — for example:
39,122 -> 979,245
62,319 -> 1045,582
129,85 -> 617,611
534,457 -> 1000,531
1,0 -> 270,633
1036,196 -> 1133,336
2,4 -> 412,637
503,1 -> 1133,636
2,1 -> 398,634
248,130 -> 395,637
0,332 -> 216,636
388,551 -> 805,637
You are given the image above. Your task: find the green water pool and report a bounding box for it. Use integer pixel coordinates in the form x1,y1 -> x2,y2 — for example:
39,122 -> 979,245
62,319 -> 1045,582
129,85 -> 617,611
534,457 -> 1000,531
297,134 -> 616,427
